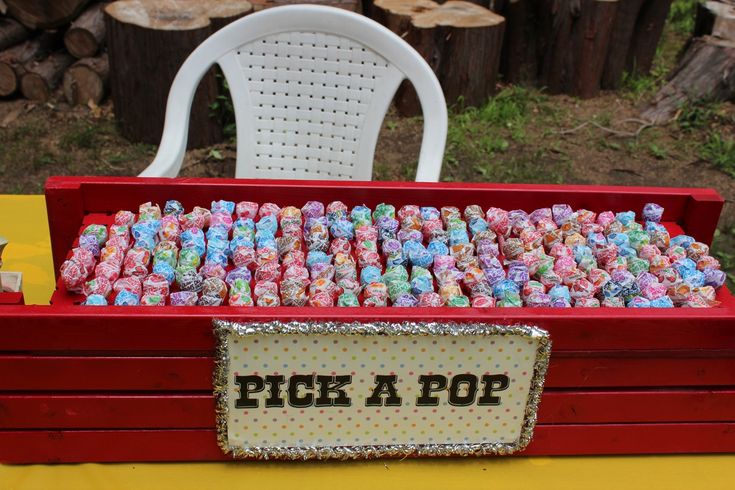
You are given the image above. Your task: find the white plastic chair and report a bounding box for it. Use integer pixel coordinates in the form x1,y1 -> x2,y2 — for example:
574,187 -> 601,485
138,4 -> 447,182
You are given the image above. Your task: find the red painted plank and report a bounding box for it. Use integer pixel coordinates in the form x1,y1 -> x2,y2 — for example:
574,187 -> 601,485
546,354 -> 735,388
2,423 -> 735,463
1,353 -> 734,391
537,390 -> 735,424
1,390 -> 733,429
1,303 -> 735,353
0,356 -> 215,391
522,423 -> 735,456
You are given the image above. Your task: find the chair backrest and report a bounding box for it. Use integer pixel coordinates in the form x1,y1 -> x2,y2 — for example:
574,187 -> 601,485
139,5 -> 447,182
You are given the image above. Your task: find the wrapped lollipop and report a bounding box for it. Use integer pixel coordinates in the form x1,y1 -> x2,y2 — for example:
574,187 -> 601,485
123,247 -> 151,278
114,210 -> 136,227
114,289 -> 140,306
84,294 -> 107,306
337,292 -> 360,307
418,291 -> 444,307
95,261 -> 121,284
143,273 -> 170,297
83,276 -> 113,299
168,291 -> 197,306
471,295 -> 496,308
363,282 -> 389,307
141,294 -> 166,306
281,278 -> 308,306
176,267 -> 203,293
113,276 -> 142,298
326,201 -> 349,225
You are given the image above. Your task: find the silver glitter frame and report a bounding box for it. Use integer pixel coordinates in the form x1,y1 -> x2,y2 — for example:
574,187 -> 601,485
213,319 -> 551,460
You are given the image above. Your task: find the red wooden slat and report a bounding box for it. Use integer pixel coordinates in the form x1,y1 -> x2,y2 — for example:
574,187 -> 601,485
0,356 -> 215,391
1,390 -> 733,429
1,304 -> 735,353
2,423 -> 735,463
546,354 -> 735,388
1,353 -> 734,391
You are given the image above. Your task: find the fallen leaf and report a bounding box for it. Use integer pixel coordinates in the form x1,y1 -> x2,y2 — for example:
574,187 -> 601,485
0,108 -> 22,128
87,99 -> 102,118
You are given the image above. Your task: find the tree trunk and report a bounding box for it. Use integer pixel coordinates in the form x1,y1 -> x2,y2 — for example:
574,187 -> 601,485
20,51 -> 75,101
538,0 -> 618,97
393,0 -> 505,115
372,0 -> 438,35
5,0 -> 91,29
63,53 -> 109,105
104,0 -> 253,149
0,17 -> 30,51
64,2 -> 107,59
0,31 -> 60,96
627,0 -> 672,76
496,0 -> 530,83
601,0 -> 645,89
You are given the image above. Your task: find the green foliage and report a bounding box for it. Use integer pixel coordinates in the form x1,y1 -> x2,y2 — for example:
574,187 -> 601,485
678,99 -> 721,131
210,74 -> 237,140
60,122 -> 99,150
649,143 -> 668,160
700,132 -> 735,176
668,0 -> 699,35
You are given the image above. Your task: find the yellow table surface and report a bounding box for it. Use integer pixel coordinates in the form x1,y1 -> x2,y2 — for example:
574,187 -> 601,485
1,195 -> 733,489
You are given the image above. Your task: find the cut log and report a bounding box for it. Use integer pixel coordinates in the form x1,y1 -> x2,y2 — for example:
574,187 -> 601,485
0,31 -> 60,97
63,53 -> 109,105
372,0 -> 438,34
5,0 -> 91,30
105,0 -> 253,149
642,1 -> 735,123
64,2 -> 107,59
627,0 -> 672,76
392,1 -> 505,115
0,17 -> 30,51
263,0 -> 360,12
20,51 -> 75,102
695,1 -> 735,40
538,0 -> 618,98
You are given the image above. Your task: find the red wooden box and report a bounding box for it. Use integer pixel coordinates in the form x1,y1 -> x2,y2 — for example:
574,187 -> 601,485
0,176 -> 734,463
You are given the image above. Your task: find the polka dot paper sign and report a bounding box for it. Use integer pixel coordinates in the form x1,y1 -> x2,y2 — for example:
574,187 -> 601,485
214,320 -> 551,460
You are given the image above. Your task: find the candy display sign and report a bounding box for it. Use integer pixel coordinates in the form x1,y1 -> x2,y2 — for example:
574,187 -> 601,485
215,320 -> 551,460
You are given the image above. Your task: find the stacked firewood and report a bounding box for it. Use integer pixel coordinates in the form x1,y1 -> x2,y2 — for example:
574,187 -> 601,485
0,0 -> 108,105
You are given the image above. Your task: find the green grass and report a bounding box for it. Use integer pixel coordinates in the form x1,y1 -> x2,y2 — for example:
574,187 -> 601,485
668,0 -> 699,35
700,132 -> 735,176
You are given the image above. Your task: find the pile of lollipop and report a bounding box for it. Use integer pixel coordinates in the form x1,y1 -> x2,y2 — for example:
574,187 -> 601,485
59,198 -> 726,308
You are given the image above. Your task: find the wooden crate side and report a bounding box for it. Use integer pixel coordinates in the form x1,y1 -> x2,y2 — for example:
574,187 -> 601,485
2,423 -> 735,463
2,353 -> 734,391
1,390 -> 733,430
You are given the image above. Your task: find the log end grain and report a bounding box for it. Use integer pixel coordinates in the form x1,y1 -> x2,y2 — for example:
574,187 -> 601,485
64,28 -> 99,59
0,62 -> 18,96
105,0 -> 252,31
63,65 -> 104,105
412,0 -> 504,28
20,72 -> 49,101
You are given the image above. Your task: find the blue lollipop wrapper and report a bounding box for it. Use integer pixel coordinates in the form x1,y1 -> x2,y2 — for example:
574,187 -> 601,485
493,279 -> 520,299
392,293 -> 419,307
152,262 -> 176,285
427,240 -> 449,257
306,251 -> 332,269
627,296 -> 651,308
670,235 -> 695,249
615,211 -> 636,226
84,294 -> 107,306
650,296 -> 674,308
360,265 -> 383,286
421,207 -> 440,221
114,290 -> 140,306
330,219 -> 355,240
386,252 -> 407,268
468,217 -> 488,236
164,200 -> 184,216
256,215 -> 278,235
211,200 -> 235,215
